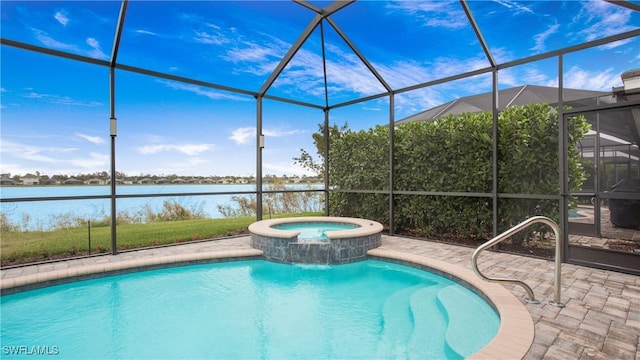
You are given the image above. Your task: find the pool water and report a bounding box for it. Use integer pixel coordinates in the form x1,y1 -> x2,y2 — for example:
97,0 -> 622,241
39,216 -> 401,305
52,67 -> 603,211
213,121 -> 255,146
272,222 -> 360,240
569,208 -> 585,218
1,260 -> 499,359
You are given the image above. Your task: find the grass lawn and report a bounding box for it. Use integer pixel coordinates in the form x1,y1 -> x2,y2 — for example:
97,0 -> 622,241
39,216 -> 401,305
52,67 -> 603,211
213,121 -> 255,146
1,212 -> 321,266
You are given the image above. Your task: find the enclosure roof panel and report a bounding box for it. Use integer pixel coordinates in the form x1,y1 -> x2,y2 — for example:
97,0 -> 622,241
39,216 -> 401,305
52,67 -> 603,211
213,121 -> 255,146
328,1 -> 490,90
466,0 -> 640,64
116,1 -> 314,93
0,1 -> 121,61
2,0 -> 637,103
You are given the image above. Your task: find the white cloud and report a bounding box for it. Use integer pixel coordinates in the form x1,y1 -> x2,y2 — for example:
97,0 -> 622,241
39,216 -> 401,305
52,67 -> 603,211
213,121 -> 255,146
179,13 -> 272,68
0,140 -> 108,171
230,127 -> 255,145
561,66 -> 621,90
86,38 -> 107,59
157,79 -> 250,101
230,41 -> 281,63
491,0 -> 534,15
264,128 -> 304,137
471,63 -> 622,93
386,1 -> 469,29
433,57 -> 491,80
520,67 -> 553,86
530,23 -> 560,53
135,29 -> 157,36
323,45 -> 387,95
362,106 -> 381,112
173,144 -> 214,156
32,28 -> 76,52
21,90 -> 102,107
135,144 -> 167,154
219,32 -> 291,77
1,140 -> 74,163
137,143 -> 214,156
75,133 -> 105,145
194,30 -> 227,45
267,43 -> 390,99
595,38 -> 635,51
575,1 -> 635,44
229,127 -> 303,145
31,28 -> 109,60
193,23 -> 231,46
54,11 -> 69,26
372,53 -> 494,114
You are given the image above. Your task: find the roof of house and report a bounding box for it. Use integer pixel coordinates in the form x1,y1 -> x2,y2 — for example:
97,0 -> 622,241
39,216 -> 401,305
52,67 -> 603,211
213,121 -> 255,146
395,85 -> 639,154
396,85 -> 611,124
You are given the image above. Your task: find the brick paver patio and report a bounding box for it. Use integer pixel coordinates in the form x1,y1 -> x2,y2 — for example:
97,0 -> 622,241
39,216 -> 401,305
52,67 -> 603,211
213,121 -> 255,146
2,235 -> 639,359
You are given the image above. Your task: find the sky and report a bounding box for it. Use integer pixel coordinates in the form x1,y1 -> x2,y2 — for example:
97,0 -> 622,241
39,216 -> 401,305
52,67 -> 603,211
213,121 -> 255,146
1,0 -> 638,178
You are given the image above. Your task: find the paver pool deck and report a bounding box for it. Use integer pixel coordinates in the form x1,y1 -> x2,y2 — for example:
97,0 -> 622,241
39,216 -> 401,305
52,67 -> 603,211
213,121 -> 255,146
2,235 -> 639,360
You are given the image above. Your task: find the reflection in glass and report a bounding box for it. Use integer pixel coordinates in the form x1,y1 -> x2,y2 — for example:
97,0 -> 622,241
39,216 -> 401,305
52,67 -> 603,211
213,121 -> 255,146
569,105 -> 639,254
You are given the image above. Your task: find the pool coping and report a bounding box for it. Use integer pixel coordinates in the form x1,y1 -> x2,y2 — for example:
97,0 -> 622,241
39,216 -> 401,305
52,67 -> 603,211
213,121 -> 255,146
1,245 -> 533,359
0,249 -> 264,294
247,216 -> 384,239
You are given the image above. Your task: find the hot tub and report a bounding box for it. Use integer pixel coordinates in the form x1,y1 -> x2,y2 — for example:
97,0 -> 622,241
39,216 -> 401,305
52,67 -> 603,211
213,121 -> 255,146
248,216 -> 383,264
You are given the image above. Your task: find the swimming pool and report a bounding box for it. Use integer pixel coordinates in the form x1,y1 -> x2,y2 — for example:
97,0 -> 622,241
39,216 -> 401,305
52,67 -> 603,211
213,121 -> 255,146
1,260 -> 499,359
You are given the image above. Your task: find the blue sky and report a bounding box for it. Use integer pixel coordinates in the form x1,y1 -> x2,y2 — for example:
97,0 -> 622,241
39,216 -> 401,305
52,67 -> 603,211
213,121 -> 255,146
1,1 -> 638,178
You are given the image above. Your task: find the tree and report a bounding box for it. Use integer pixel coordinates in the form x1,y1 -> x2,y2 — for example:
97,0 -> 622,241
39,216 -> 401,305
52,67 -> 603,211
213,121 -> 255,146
293,122 -> 349,177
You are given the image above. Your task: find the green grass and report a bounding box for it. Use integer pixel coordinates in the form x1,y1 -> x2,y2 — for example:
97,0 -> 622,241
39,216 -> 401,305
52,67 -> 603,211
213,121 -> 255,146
1,212 -> 321,265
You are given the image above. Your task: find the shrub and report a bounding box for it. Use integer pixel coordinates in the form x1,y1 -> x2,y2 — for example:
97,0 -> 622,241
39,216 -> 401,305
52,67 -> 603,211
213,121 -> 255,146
299,103 -> 589,244
217,179 -> 323,218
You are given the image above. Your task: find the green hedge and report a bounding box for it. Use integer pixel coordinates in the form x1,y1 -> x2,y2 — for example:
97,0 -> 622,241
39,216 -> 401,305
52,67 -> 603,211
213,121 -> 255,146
324,103 -> 589,242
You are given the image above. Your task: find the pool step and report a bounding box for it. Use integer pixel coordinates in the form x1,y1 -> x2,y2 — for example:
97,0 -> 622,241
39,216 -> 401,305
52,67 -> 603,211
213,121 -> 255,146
376,284 -> 450,359
437,285 -> 498,358
375,285 -> 421,358
408,285 -> 459,360
377,283 -> 498,359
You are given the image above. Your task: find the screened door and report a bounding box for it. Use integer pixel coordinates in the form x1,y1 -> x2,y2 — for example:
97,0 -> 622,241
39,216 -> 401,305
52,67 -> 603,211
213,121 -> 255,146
566,102 -> 640,275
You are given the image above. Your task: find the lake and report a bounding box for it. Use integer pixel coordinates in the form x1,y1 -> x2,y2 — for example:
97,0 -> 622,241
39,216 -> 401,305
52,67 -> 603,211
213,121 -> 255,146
0,184 -> 323,231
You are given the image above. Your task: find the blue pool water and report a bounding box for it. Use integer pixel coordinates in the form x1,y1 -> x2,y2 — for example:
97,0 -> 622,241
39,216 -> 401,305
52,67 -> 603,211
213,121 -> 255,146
1,260 -> 499,359
272,222 -> 360,240
569,208 -> 585,218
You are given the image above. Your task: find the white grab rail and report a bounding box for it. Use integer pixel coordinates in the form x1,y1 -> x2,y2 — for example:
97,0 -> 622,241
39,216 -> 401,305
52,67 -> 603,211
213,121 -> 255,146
471,216 -> 565,307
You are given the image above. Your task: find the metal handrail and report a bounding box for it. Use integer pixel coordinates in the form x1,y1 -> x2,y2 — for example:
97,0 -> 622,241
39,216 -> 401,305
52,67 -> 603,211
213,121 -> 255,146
471,216 -> 565,307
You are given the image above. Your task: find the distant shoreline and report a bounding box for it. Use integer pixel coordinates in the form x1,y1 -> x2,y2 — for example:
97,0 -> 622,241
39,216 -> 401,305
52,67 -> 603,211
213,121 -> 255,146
0,181 -> 323,188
